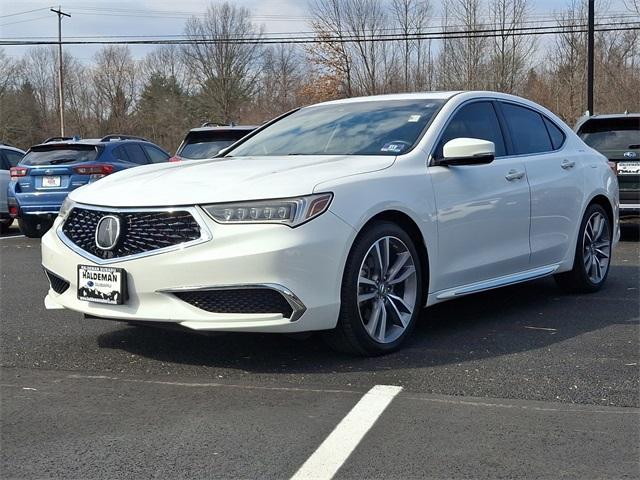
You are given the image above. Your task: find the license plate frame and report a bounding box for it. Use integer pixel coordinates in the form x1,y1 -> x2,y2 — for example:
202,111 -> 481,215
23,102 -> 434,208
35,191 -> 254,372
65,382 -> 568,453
77,265 -> 127,305
617,161 -> 640,175
42,175 -> 61,187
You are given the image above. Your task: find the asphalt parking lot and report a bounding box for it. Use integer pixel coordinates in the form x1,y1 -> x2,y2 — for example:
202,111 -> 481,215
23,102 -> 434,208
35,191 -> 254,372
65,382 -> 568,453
1,225 -> 639,479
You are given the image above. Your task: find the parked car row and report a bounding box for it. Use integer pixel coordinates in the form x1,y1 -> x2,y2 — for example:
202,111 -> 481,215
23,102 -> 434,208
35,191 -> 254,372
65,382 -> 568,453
2,124 -> 257,237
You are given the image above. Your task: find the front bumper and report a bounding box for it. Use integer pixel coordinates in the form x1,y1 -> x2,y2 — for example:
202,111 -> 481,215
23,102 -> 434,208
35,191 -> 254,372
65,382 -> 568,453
41,207 -> 355,333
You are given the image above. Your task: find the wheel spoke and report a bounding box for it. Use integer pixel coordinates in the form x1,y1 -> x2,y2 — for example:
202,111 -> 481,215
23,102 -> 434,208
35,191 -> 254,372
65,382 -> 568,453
382,237 -> 390,275
388,294 -> 413,316
358,291 -> 377,303
584,250 -> 592,269
376,305 -> 387,342
594,248 -> 609,259
594,215 -> 605,241
366,300 -> 383,337
358,276 -> 377,287
386,297 -> 410,327
389,265 -> 416,285
373,241 -> 385,276
387,251 -> 410,282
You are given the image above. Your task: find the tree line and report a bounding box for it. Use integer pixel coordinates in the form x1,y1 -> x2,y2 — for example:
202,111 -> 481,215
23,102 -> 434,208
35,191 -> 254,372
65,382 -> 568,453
0,0 -> 638,152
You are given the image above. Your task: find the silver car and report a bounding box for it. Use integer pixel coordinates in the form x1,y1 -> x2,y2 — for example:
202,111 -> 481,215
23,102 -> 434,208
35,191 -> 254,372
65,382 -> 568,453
0,144 -> 25,233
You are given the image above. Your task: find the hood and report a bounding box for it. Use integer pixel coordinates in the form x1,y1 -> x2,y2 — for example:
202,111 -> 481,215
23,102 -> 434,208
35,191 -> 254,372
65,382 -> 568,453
70,155 -> 395,207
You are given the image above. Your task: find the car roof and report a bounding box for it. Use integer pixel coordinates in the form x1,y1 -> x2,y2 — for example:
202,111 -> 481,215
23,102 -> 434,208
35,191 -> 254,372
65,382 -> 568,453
29,138 -> 153,149
188,126 -> 257,133
0,144 -> 25,154
313,91 -> 463,107
574,112 -> 640,131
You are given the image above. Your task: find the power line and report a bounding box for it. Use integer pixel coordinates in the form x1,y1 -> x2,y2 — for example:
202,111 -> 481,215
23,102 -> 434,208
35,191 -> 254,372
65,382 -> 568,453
0,24 -> 637,47
0,15 -> 52,28
0,7 -> 52,19
1,20 -> 637,46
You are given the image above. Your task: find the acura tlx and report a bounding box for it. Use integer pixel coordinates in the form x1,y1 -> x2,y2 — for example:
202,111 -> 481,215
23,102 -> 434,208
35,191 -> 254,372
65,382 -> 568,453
42,91 -> 619,355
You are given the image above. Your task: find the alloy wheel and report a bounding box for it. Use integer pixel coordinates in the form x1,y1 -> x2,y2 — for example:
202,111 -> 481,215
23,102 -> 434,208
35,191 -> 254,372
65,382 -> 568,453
582,211 -> 611,284
357,236 -> 418,344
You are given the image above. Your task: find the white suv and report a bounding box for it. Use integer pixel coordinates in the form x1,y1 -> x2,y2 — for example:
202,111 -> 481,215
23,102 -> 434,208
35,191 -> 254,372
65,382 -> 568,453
42,91 -> 618,355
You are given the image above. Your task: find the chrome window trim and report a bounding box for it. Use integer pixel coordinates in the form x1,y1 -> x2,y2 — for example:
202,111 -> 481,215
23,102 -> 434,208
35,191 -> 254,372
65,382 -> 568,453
56,202 -> 212,265
157,283 -> 307,322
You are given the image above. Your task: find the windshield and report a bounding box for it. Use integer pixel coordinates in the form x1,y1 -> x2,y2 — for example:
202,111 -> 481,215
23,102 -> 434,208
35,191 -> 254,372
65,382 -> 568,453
578,118 -> 640,151
21,145 -> 100,166
179,131 -> 253,159
228,99 -> 446,157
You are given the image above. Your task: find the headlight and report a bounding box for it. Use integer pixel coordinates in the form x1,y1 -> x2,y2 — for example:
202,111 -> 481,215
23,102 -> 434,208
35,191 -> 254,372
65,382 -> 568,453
58,196 -> 76,220
202,193 -> 333,227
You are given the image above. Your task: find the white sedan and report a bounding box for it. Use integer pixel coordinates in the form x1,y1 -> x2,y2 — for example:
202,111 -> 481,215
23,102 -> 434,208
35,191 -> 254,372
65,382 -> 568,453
42,91 -> 619,355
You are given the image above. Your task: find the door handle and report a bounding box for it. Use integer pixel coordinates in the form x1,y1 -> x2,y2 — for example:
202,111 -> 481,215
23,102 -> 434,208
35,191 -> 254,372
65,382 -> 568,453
505,169 -> 525,181
561,159 -> 576,169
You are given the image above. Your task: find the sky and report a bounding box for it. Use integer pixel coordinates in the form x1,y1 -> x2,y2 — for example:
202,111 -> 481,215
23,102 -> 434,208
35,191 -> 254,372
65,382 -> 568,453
0,0 -> 636,62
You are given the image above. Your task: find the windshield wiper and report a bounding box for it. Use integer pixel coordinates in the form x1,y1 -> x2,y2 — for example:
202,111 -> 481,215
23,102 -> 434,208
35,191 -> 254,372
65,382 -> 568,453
628,144 -> 640,149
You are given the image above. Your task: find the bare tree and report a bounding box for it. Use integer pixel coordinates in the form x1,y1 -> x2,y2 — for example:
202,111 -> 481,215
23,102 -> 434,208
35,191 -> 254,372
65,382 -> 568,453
310,0 -> 393,96
92,45 -> 138,132
141,45 -> 190,92
391,0 -> 433,91
442,0 -> 488,90
181,2 -> 263,123
488,0 -> 535,93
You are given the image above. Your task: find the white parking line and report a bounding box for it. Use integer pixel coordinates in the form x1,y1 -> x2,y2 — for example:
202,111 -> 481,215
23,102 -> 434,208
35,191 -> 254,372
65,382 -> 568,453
0,235 -> 25,240
291,384 -> 402,480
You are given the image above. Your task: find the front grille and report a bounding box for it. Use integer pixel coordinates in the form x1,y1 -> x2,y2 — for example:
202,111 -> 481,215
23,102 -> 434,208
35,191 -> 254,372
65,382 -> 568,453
44,269 -> 70,294
62,208 -> 201,260
174,288 -> 294,318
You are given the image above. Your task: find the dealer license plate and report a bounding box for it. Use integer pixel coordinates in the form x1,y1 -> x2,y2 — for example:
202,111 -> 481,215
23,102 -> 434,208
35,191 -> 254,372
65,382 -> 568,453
77,265 -> 127,305
617,162 -> 640,175
42,175 -> 61,187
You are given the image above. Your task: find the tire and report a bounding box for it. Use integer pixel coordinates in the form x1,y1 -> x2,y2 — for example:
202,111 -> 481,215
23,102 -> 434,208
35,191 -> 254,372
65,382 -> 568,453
323,221 -> 424,356
18,217 -> 54,239
554,203 -> 612,293
0,218 -> 13,234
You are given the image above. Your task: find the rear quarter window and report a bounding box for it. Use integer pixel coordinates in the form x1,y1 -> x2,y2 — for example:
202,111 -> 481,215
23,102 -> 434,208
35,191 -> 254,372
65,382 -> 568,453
543,117 -> 566,150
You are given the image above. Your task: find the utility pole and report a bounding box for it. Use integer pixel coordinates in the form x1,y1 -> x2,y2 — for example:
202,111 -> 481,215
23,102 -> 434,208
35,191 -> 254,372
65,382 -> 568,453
51,6 -> 71,137
587,0 -> 595,115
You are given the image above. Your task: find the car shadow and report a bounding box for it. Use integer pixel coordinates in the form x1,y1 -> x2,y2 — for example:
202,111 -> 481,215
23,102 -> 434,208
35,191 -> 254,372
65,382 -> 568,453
96,262 -> 639,374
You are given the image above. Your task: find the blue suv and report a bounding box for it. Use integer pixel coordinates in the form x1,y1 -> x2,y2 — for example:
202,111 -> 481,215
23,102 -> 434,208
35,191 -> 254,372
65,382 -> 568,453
8,135 -> 170,237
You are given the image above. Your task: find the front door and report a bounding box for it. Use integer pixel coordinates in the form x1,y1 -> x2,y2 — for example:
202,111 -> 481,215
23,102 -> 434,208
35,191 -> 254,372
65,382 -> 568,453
429,100 -> 531,291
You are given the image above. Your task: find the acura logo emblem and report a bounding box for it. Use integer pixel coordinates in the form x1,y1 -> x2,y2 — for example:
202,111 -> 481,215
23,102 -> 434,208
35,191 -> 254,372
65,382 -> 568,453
95,215 -> 121,250
623,151 -> 637,159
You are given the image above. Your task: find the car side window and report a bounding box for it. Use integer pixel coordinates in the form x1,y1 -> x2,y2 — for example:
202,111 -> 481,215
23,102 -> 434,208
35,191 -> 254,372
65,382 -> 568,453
501,102 -> 553,154
435,101 -> 506,159
142,145 -> 169,163
0,153 -> 7,170
123,144 -> 149,165
5,150 -> 24,167
113,146 -> 130,162
543,117 -> 566,150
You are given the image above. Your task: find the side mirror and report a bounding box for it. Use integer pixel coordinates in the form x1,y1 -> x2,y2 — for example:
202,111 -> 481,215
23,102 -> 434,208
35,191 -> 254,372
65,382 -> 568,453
439,138 -> 495,166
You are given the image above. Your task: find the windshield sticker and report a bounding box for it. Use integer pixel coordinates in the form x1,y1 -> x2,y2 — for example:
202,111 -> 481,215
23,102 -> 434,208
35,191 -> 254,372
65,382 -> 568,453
408,115 -> 421,122
381,142 -> 407,153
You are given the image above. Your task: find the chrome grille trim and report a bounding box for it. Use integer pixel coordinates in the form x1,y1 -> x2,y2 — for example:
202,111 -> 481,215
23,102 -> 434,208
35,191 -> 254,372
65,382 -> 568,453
56,203 -> 212,265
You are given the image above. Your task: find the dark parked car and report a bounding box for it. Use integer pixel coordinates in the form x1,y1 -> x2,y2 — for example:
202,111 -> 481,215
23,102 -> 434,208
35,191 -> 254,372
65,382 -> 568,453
8,135 -> 170,237
576,113 -> 640,220
171,124 -> 256,162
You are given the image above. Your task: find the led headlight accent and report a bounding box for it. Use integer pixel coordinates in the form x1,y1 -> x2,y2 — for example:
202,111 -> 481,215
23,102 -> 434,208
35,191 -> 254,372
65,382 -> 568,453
58,197 -> 76,220
202,193 -> 333,227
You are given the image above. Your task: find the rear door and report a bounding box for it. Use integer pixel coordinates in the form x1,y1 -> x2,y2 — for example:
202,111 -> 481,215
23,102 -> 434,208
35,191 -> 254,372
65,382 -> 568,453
429,100 -> 531,290
498,101 -> 583,267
